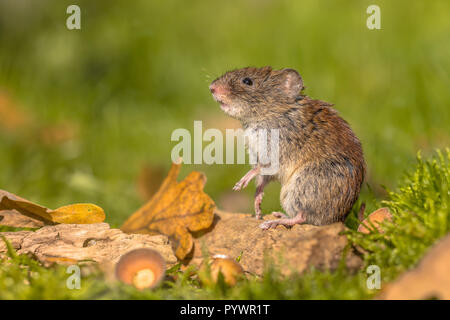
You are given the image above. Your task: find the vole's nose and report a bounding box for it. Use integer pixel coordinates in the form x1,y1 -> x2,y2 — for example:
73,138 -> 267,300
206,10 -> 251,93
209,83 -> 216,94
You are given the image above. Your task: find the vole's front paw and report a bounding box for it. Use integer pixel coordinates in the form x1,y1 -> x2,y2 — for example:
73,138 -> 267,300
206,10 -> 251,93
232,182 -> 243,191
233,179 -> 249,191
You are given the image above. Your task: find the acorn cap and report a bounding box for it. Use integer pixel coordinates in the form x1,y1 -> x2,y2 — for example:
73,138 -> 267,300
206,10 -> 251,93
115,248 -> 166,290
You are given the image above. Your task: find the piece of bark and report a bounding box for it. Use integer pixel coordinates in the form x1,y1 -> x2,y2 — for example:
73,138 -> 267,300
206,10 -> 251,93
189,210 -> 362,276
0,223 -> 177,267
377,234 -> 450,300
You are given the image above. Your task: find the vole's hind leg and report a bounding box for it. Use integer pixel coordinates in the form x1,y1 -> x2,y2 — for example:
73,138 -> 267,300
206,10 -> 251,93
272,212 -> 288,218
259,212 -> 306,230
233,167 -> 260,191
254,175 -> 270,219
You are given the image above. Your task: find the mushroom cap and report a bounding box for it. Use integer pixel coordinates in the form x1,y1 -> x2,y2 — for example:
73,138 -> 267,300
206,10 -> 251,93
115,248 -> 166,289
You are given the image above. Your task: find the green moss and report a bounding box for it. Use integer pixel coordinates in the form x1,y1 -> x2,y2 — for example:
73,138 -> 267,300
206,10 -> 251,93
347,149 -> 450,281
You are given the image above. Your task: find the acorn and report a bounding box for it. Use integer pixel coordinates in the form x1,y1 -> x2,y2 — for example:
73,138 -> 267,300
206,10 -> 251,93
200,255 -> 244,286
115,248 -> 166,290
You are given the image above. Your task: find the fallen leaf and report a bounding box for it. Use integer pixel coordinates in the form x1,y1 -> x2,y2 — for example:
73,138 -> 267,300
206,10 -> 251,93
0,209 -> 45,228
358,207 -> 392,234
0,189 -> 105,226
52,203 -> 106,224
121,162 -> 215,260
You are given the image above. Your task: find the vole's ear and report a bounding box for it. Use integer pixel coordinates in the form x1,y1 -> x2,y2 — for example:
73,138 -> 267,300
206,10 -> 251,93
280,69 -> 303,98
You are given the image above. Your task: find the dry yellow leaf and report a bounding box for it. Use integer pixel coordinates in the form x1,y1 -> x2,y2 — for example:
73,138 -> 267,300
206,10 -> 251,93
51,203 -> 105,224
0,189 -> 105,226
121,162 -> 215,260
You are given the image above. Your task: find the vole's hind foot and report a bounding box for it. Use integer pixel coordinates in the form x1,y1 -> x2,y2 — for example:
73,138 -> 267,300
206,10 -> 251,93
259,213 -> 305,230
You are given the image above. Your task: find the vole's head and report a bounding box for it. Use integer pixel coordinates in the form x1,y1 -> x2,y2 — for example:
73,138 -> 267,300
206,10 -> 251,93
209,66 -> 304,119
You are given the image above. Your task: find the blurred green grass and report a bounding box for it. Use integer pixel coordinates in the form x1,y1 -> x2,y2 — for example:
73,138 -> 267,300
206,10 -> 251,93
0,0 -> 449,226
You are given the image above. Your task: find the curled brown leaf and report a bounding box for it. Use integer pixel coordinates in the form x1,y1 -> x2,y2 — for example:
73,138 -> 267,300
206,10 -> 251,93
121,162 -> 215,260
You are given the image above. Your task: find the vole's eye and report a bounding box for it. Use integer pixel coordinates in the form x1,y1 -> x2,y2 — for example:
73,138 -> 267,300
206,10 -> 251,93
242,77 -> 253,86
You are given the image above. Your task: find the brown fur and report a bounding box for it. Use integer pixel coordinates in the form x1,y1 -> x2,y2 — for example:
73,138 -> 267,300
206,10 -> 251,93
210,66 -> 366,225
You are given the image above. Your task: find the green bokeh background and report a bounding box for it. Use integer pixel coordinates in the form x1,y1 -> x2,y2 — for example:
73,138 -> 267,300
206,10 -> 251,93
0,0 -> 449,226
